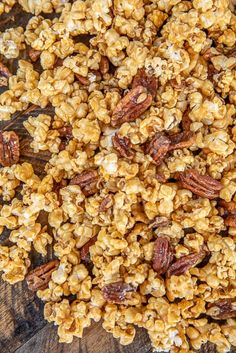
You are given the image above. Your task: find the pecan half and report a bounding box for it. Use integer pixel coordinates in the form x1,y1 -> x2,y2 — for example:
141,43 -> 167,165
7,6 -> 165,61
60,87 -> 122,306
90,70 -> 102,82
168,131 -> 195,151
75,73 -> 90,85
225,47 -> 236,57
58,126 -> 73,138
0,62 -> 12,86
176,169 -> 222,199
148,217 -> 170,229
0,131 -> 20,167
166,249 -> 207,277
132,68 -> 158,98
218,200 -> 236,215
112,133 -> 134,159
53,179 -> 68,205
208,64 -> 219,81
54,58 -> 64,67
0,62 -> 11,78
29,49 -> 41,62
99,56 -> 109,74
155,172 -> 167,183
152,237 -> 173,275
70,170 -> 98,196
145,132 -> 170,165
111,85 -> 152,127
182,107 -> 192,131
207,299 -> 236,320
224,214 -> 236,227
58,125 -> 73,151
169,78 -> 185,91
80,236 -> 97,260
26,260 -> 59,291
102,282 -> 135,304
99,195 -> 113,212
202,47 -> 222,61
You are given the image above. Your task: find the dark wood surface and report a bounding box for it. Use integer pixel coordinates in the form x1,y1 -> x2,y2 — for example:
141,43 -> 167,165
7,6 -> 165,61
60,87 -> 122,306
0,4 -> 235,353
0,107 -> 154,353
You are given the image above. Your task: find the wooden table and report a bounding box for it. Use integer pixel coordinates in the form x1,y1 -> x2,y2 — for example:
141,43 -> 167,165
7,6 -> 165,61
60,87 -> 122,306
0,4 -> 235,353
0,95 -> 232,353
0,277 -> 152,353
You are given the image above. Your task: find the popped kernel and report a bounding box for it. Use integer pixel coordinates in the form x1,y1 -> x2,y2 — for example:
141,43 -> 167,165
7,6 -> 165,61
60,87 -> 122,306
1,0 -> 236,351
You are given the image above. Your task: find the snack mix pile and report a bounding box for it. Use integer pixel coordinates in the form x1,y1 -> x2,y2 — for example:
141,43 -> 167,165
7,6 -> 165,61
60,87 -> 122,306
0,0 -> 236,352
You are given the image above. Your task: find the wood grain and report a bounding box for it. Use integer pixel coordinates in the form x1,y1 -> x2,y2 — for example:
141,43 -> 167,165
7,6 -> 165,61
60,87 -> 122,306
14,322 -> 152,353
1,109 -> 234,353
0,3 -> 235,353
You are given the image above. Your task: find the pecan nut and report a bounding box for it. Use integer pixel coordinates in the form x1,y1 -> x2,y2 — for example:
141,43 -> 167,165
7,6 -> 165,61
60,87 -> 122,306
26,260 -> 59,291
58,126 -> 73,138
168,131 -> 195,151
166,249 -> 207,277
145,132 -> 170,165
224,214 -> 236,227
169,79 -> 186,91
58,125 -> 73,151
53,179 -> 68,205
111,85 -> 152,127
148,217 -> 170,229
152,237 -> 173,275
155,172 -> 167,183
75,73 -> 90,85
29,49 -> 41,62
80,236 -> 97,260
132,68 -> 158,98
99,56 -> 109,74
202,47 -> 222,61
225,47 -> 236,57
176,169 -> 222,199
0,62 -> 12,87
181,107 -> 192,131
208,64 -> 219,81
218,200 -> 236,216
112,133 -> 134,159
207,299 -> 236,320
99,195 -> 113,212
102,282 -> 135,304
0,131 -> 20,167
70,170 -> 98,196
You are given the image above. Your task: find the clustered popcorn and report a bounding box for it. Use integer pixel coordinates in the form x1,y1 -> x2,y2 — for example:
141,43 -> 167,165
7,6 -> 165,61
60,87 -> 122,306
0,0 -> 236,352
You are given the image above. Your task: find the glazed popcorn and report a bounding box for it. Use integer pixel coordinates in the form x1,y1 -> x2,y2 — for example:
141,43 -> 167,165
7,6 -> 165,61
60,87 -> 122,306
0,0 -> 236,352
0,27 -> 25,59
0,0 -> 16,15
19,0 -> 69,15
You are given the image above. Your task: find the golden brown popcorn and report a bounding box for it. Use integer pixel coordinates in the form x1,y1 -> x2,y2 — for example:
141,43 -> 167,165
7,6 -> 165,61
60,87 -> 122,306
72,117 -> 101,144
19,0 -> 53,14
38,66 -> 74,102
0,0 -> 236,351
91,29 -> 129,67
25,16 -> 56,50
55,90 -> 88,125
0,27 -> 25,59
0,0 -> 16,15
24,114 -> 57,152
9,223 -> 52,254
0,245 -> 30,284
59,0 -> 112,37
19,0 -> 69,15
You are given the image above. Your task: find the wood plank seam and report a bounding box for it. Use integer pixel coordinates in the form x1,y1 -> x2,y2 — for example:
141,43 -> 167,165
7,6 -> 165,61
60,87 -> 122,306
12,324 -> 48,353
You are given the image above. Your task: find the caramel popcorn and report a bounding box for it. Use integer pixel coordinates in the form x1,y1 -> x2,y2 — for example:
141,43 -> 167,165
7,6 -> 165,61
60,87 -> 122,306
0,27 -> 25,59
0,0 -> 16,15
1,0 -> 236,352
19,0 -> 69,15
